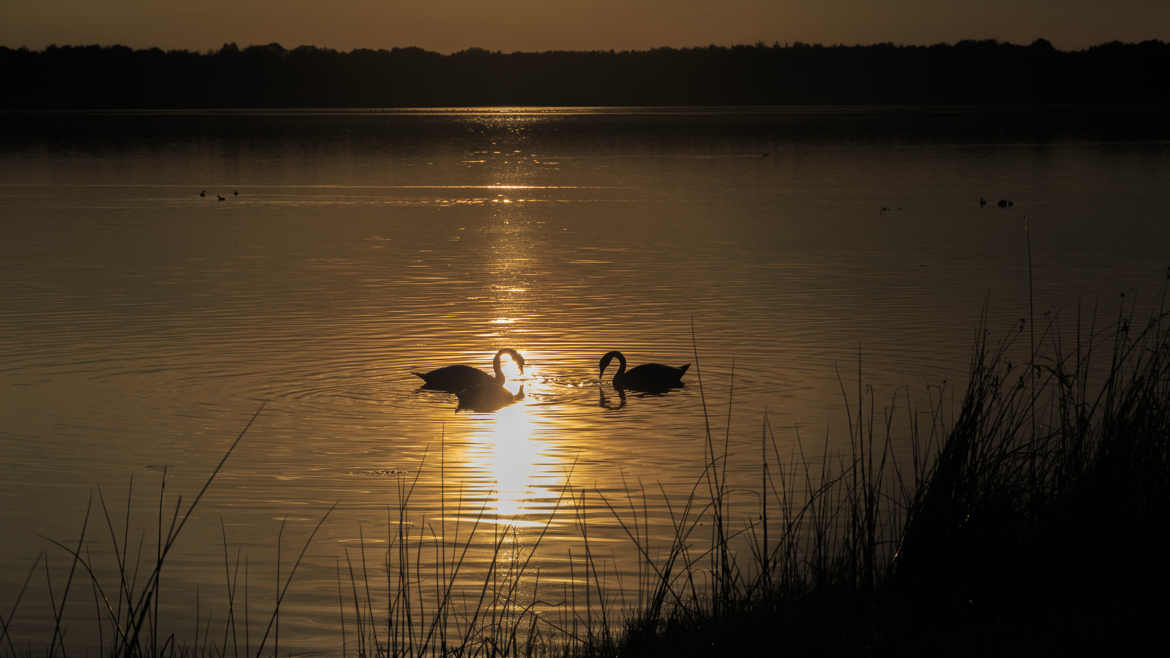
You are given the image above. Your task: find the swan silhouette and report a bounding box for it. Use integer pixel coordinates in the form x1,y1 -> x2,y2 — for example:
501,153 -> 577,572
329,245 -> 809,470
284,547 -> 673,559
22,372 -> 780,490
599,351 -> 689,393
456,384 -> 524,413
413,348 -> 525,393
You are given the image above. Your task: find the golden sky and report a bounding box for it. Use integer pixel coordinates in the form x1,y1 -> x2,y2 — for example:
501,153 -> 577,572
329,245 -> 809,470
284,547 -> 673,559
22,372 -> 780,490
4,0 -> 1169,52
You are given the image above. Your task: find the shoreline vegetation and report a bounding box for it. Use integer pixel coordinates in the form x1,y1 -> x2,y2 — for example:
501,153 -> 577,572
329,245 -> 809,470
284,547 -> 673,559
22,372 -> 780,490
4,280 -> 1169,656
2,39 -> 1169,109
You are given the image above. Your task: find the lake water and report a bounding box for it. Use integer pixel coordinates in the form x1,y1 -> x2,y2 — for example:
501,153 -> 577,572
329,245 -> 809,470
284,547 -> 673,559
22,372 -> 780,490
2,107 -> 1168,653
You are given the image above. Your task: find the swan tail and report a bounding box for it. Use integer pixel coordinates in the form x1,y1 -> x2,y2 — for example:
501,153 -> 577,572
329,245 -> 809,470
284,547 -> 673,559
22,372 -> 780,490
412,372 -> 429,382
678,364 -> 691,376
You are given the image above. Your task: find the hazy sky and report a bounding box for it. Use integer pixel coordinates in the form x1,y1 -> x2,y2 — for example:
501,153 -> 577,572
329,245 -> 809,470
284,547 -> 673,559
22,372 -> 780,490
4,1 -> 1169,53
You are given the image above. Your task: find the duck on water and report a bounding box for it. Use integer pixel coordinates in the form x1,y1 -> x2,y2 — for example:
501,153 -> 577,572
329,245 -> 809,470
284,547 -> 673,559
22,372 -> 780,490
413,348 -> 525,393
599,351 -> 689,393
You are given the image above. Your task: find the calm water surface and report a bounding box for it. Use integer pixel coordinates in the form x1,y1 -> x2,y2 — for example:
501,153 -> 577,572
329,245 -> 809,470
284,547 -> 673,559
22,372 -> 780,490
2,107 -> 1168,651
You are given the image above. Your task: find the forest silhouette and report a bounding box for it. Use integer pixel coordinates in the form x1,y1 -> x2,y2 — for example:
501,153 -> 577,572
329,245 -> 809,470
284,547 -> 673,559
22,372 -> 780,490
2,39 -> 1168,109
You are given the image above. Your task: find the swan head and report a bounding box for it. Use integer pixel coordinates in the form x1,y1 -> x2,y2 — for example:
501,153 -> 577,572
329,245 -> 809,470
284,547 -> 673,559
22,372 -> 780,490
599,351 -> 625,378
494,348 -> 526,377
509,350 -> 526,375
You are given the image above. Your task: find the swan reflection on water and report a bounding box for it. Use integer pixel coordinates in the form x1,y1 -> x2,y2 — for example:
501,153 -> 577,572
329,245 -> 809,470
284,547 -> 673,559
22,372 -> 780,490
599,379 -> 693,410
599,386 -> 627,410
456,383 -> 525,413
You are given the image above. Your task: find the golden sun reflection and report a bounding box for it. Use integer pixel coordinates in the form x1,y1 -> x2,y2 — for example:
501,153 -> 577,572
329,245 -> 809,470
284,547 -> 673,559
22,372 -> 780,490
456,137 -> 566,526
476,402 -> 545,522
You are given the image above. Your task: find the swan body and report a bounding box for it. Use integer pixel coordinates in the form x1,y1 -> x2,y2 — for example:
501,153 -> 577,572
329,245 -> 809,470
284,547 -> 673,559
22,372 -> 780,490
599,351 -> 689,393
413,348 -> 525,393
456,384 -> 524,413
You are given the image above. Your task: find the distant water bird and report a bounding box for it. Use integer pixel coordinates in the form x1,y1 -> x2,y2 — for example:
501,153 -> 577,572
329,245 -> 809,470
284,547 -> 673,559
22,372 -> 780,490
217,194 -> 225,201
979,196 -> 987,208
997,199 -> 1013,208
233,190 -> 239,196
413,348 -> 525,393
200,190 -> 206,198
599,351 -> 689,393
455,383 -> 524,413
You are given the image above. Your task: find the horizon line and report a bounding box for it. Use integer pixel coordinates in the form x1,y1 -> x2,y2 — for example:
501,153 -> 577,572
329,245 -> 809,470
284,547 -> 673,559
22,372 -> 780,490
5,37 -> 1167,57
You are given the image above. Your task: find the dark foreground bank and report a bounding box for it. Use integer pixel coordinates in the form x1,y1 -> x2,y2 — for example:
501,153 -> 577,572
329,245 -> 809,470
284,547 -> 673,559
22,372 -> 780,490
601,295 -> 1170,657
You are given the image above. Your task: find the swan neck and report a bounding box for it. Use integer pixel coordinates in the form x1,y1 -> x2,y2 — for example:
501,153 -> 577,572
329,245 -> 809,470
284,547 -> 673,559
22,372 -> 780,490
492,352 -> 505,382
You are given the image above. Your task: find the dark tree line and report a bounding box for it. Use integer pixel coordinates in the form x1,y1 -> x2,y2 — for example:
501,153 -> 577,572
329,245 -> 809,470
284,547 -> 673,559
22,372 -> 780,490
2,39 -> 1168,108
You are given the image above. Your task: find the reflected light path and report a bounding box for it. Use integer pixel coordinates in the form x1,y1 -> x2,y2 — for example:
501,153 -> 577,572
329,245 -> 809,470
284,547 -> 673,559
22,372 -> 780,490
453,350 -> 577,528
457,134 -> 571,525
470,402 -> 543,522
446,353 -> 580,526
